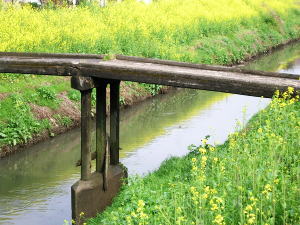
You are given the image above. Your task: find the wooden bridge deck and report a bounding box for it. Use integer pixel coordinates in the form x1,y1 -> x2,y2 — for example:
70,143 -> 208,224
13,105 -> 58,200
0,52 -> 299,98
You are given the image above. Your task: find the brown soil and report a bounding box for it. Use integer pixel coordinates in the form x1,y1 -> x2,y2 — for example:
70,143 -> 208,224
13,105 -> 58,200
0,93 -> 9,101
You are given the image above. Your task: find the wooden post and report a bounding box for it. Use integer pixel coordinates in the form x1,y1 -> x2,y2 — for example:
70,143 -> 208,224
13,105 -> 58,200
110,80 -> 120,165
96,82 -> 107,172
80,89 -> 92,181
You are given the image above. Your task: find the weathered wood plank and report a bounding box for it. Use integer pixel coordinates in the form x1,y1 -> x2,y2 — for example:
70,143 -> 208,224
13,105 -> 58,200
79,60 -> 300,98
0,52 -> 299,98
80,89 -> 92,181
110,80 -> 120,165
96,81 -> 107,173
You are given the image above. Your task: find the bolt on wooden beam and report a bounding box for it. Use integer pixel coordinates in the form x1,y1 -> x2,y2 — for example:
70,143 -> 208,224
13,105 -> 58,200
80,89 -> 92,181
110,80 -> 120,165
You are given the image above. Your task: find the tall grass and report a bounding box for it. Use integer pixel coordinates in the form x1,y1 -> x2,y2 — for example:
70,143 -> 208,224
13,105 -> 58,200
0,0 -> 299,64
89,89 -> 300,225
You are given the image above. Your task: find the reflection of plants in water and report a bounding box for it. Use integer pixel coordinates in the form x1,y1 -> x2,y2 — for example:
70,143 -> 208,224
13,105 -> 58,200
120,90 -> 227,155
244,42 -> 300,72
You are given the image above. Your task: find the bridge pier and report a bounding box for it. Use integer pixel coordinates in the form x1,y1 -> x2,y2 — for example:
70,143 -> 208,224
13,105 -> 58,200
71,76 -> 126,224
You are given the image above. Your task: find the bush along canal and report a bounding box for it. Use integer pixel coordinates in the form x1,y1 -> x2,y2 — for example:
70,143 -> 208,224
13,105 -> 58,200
0,42 -> 299,225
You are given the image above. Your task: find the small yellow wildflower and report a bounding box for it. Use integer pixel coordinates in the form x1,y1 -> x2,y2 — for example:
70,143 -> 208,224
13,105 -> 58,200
191,157 -> 197,163
257,128 -> 263,133
214,214 -> 224,224
264,184 -> 272,192
131,212 -> 137,217
244,205 -> 253,213
176,207 -> 182,213
247,214 -> 256,224
216,197 -> 223,204
204,186 -> 210,192
287,86 -> 294,94
140,212 -> 148,219
126,216 -> 132,222
211,203 -> 218,211
176,216 -> 185,224
202,193 -> 208,199
199,147 -> 207,154
274,178 -> 279,184
192,166 -> 198,171
209,146 -> 215,152
138,200 -> 145,208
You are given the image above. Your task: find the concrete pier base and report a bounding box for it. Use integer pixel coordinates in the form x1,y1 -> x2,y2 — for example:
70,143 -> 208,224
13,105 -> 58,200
71,165 -> 126,224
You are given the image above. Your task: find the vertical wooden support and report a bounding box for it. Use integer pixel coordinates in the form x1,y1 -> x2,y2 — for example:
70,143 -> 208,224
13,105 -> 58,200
80,89 -> 92,181
96,82 -> 107,172
72,77 -> 126,223
110,80 -> 120,165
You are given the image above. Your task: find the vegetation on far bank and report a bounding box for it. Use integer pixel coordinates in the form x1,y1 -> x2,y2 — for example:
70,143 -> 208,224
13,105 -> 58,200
0,0 -> 300,153
88,88 -> 300,225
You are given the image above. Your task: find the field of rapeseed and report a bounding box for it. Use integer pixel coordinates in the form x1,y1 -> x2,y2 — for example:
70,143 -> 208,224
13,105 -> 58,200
0,0 -> 299,151
89,89 -> 300,225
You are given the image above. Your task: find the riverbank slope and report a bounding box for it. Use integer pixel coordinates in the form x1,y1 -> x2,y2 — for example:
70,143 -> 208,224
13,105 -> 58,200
0,0 -> 300,156
89,88 -> 300,225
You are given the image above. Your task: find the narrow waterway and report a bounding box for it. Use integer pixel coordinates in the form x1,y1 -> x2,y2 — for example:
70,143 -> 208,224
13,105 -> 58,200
0,42 -> 299,225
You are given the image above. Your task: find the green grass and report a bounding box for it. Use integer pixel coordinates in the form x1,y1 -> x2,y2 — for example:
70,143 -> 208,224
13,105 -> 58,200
88,89 -> 300,225
0,0 -> 299,150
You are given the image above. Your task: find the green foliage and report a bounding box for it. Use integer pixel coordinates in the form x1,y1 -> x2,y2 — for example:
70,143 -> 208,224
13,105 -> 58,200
140,83 -> 162,96
89,90 -> 300,224
32,86 -> 60,109
0,94 -> 51,146
36,86 -> 56,100
68,89 -> 81,102
53,114 -> 72,127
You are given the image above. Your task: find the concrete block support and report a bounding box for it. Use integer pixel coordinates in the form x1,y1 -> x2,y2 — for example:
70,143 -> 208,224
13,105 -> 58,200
71,165 -> 125,223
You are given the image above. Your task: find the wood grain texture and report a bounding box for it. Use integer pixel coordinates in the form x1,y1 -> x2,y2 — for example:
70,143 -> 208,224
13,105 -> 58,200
0,52 -> 299,98
80,89 -> 92,181
110,80 -> 120,165
96,82 -> 107,173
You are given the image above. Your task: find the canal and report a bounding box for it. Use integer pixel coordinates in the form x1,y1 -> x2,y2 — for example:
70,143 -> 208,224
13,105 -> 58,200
0,42 -> 299,225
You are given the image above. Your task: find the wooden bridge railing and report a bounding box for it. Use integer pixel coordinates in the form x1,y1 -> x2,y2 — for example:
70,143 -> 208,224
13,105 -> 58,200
0,52 -> 299,224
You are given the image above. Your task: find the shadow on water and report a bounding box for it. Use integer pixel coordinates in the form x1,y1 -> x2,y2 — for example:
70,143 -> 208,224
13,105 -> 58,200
0,41 -> 299,224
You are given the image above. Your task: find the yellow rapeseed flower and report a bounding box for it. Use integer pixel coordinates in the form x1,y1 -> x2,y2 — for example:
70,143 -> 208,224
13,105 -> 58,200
211,203 -> 218,211
199,147 -> 207,154
214,214 -> 224,224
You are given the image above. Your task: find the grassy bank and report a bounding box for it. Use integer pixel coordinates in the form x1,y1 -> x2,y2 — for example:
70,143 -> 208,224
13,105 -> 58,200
88,89 -> 299,225
0,0 -> 300,154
